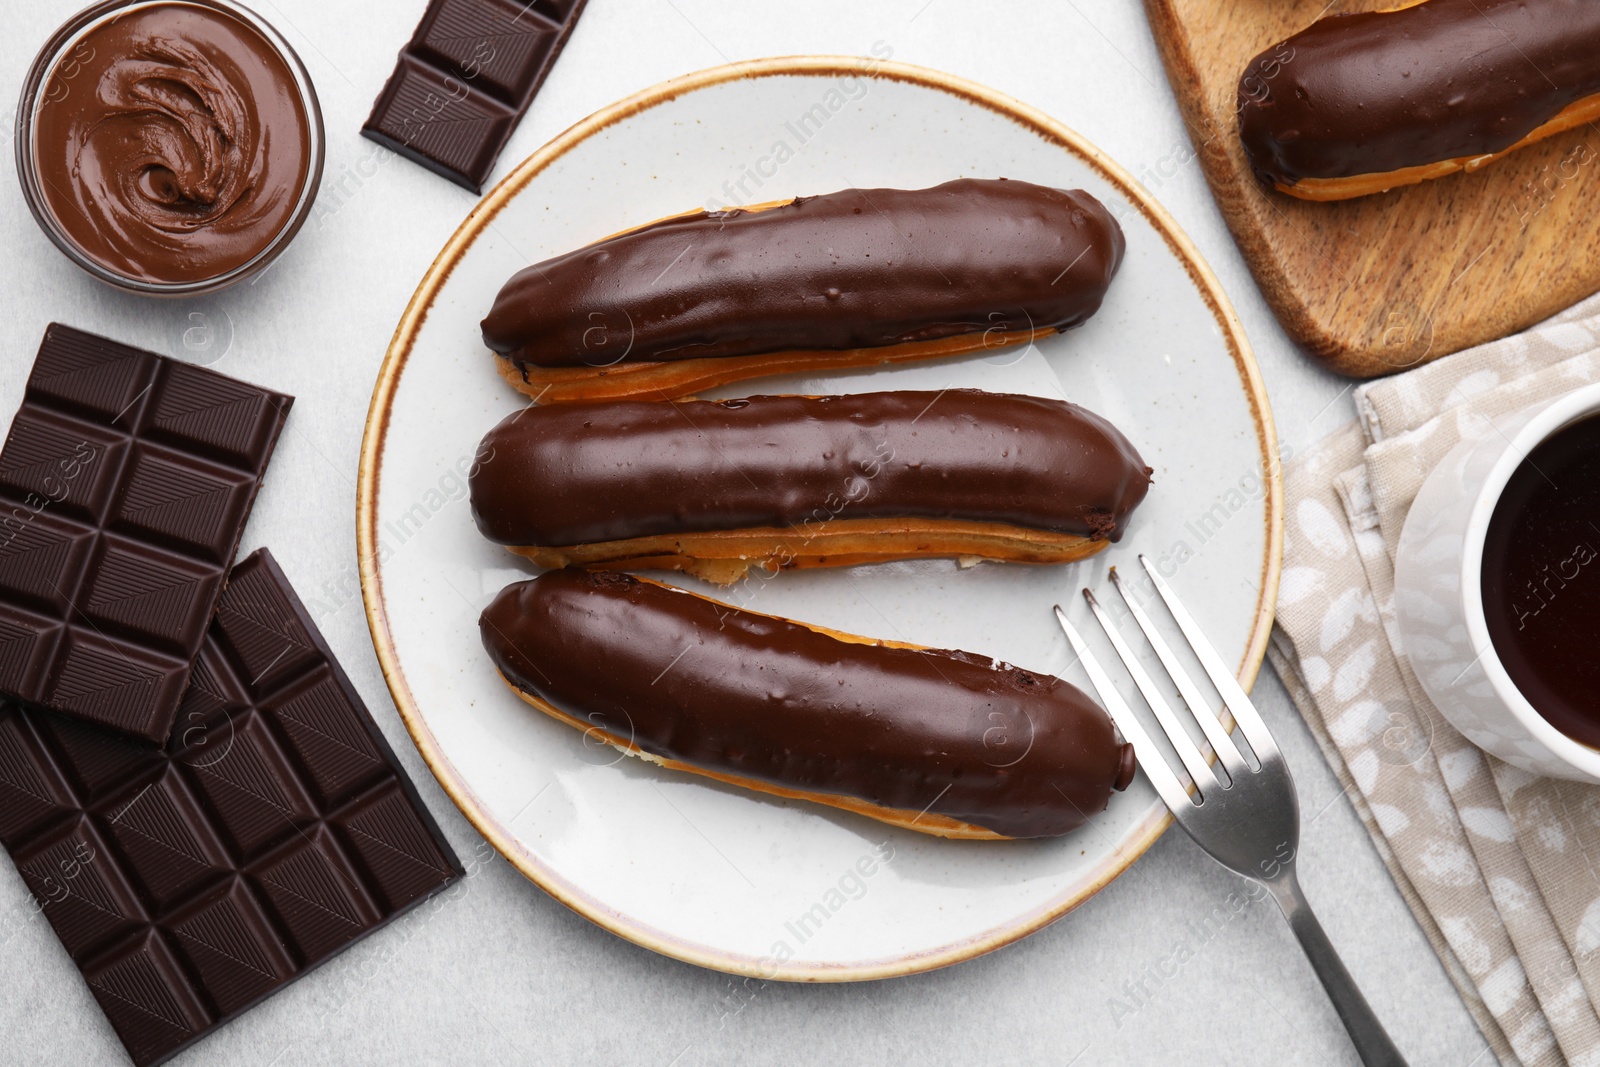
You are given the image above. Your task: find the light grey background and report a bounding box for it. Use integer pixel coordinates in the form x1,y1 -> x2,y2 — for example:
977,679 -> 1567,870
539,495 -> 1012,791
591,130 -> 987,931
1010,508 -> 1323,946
0,1 -> 1492,1064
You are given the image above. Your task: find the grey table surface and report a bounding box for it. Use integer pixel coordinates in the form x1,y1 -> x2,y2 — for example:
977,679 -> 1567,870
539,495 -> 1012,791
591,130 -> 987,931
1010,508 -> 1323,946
0,1 -> 1495,1064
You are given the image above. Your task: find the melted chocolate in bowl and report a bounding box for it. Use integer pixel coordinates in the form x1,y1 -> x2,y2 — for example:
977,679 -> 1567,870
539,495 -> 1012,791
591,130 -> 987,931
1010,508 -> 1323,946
1482,414 -> 1600,747
26,1 -> 315,287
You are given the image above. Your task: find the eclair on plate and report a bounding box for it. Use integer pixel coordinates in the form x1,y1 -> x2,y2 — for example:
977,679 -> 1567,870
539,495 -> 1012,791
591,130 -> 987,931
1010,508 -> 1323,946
480,178 -> 1124,403
1238,0 -> 1600,201
481,569 -> 1135,839
469,390 -> 1153,584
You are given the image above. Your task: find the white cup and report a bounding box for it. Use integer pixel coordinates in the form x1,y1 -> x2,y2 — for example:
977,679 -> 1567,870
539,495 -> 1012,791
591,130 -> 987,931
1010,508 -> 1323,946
1394,381 -> 1600,782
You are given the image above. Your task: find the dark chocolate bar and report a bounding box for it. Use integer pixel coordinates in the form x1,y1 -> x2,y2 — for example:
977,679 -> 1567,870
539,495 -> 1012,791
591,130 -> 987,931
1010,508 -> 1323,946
0,324 -> 292,743
0,549 -> 462,1067
361,0 -> 589,192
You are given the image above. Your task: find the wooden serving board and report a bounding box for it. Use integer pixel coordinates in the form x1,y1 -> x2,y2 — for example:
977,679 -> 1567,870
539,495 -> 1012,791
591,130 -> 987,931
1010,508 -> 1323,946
1144,0 -> 1600,377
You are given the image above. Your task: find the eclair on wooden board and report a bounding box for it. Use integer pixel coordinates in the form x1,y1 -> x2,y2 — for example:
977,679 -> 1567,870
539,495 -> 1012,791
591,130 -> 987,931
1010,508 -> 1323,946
480,178 -> 1125,403
468,390 -> 1153,583
480,569 -> 1135,839
1238,0 -> 1600,201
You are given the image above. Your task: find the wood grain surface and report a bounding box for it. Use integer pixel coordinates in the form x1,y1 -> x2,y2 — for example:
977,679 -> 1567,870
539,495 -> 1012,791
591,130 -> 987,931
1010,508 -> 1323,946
1144,0 -> 1600,377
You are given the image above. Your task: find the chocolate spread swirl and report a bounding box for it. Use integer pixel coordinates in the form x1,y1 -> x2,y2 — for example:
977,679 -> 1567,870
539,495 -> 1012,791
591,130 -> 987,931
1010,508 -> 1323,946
1238,0 -> 1600,187
32,3 -> 311,283
482,570 -> 1134,838
470,390 -> 1152,547
481,179 -> 1125,370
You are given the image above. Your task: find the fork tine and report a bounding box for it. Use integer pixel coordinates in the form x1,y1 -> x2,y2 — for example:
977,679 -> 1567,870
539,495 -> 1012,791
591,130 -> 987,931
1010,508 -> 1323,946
1053,604 -> 1191,813
1108,568 -> 1250,781
1138,556 -> 1281,764
1083,590 -> 1221,799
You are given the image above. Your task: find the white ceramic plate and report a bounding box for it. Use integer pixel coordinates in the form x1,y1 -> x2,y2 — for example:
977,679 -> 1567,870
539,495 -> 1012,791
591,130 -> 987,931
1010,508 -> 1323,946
358,58 -> 1281,980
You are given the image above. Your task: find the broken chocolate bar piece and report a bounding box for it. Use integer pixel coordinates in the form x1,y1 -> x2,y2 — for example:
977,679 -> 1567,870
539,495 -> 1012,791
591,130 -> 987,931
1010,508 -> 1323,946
0,549 -> 462,1067
361,0 -> 589,192
0,324 -> 293,743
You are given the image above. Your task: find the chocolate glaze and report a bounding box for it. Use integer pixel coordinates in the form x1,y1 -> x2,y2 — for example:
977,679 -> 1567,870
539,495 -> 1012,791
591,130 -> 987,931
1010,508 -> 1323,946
1481,414 -> 1600,748
1237,0 -> 1600,186
481,179 -> 1124,370
470,390 -> 1151,547
32,2 -> 311,283
481,570 -> 1132,838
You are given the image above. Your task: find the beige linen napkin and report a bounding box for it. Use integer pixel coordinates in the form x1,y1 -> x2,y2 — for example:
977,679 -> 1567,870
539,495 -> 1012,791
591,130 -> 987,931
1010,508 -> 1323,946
1271,292 -> 1600,1067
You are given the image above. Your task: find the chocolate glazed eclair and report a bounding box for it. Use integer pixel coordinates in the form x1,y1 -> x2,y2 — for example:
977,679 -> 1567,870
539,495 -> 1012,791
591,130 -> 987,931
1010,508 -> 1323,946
481,569 -> 1135,839
480,178 -> 1124,403
1238,0 -> 1600,201
469,390 -> 1153,584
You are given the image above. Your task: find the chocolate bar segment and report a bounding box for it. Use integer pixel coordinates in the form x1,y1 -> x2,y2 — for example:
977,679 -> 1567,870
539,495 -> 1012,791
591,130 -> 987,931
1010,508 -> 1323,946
0,325 -> 292,742
0,549 -> 462,1067
361,0 -> 589,192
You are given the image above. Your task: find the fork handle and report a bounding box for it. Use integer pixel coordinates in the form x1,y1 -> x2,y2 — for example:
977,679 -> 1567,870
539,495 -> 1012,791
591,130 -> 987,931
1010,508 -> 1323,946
1267,874 -> 1409,1067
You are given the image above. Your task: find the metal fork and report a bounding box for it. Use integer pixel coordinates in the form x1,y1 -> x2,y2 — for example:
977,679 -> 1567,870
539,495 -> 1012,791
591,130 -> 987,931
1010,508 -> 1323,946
1053,556 -> 1407,1067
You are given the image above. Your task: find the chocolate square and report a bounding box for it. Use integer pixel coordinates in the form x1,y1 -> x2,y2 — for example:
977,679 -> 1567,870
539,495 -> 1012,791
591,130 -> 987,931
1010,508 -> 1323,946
0,548 -> 462,1066
0,325 -> 292,742
362,0 -> 589,192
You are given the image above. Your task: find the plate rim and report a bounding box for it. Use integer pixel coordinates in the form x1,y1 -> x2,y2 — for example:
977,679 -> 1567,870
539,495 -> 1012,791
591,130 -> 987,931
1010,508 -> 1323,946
356,55 -> 1284,982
